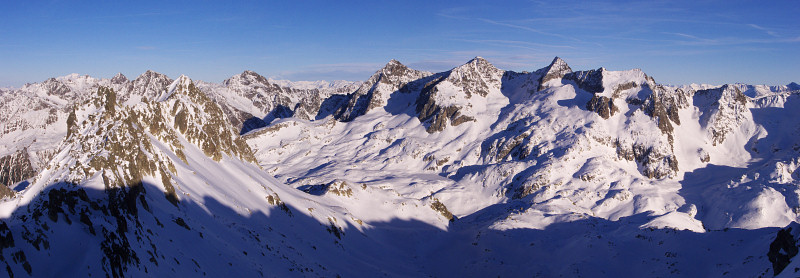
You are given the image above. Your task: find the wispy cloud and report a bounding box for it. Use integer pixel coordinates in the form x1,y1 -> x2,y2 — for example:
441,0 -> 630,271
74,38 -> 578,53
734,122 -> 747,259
748,24 -> 780,37
661,32 -> 718,44
458,39 -> 577,50
476,18 -> 581,42
435,9 -> 581,42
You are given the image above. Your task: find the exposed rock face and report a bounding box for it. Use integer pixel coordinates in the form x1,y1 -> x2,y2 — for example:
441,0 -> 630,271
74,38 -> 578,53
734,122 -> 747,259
335,59 -> 431,121
416,77 -> 477,133
52,80 -> 256,204
57,86 -> 180,203
536,57 -> 572,91
119,70 -> 173,104
615,141 -> 679,179
441,57 -> 503,98
430,198 -> 455,222
613,81 -> 639,98
0,149 -> 36,191
480,117 -> 537,163
0,77 -> 90,184
161,76 -> 256,163
41,78 -> 72,97
564,68 -> 624,119
586,95 -> 618,119
205,70 -> 344,133
642,84 -> 688,142
415,57 -> 503,133
110,73 -> 128,85
565,68 -> 604,94
694,84 -> 750,146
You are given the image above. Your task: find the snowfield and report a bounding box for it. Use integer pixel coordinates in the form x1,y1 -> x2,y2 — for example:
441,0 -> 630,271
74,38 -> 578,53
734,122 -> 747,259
0,57 -> 799,277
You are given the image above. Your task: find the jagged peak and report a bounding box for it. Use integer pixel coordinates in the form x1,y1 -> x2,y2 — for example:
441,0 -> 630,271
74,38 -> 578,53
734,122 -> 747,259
365,59 -> 418,81
551,56 -> 568,67
111,72 -> 128,84
135,70 -> 170,82
239,70 -> 266,78
159,74 -> 193,102
377,59 -> 411,74
541,56 -> 572,75
169,74 -> 193,91
468,56 -> 487,63
42,77 -> 61,84
386,59 -> 403,67
224,70 -> 270,87
535,56 -> 573,91
450,56 -> 500,76
464,56 -> 492,67
787,82 -> 799,90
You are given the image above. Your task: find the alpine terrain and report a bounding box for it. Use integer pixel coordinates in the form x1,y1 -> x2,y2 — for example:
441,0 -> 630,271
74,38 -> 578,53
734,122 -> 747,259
1,57 -> 800,277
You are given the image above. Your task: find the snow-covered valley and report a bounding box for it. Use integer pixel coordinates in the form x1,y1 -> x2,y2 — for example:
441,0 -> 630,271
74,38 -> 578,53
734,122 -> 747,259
1,57 -> 799,277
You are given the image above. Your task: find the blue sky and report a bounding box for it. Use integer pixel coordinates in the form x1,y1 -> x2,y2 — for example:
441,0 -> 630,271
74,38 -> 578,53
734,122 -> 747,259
1,0 -> 798,87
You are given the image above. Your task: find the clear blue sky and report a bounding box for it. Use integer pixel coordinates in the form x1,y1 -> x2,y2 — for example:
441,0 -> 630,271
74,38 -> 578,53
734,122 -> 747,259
1,0 -> 798,87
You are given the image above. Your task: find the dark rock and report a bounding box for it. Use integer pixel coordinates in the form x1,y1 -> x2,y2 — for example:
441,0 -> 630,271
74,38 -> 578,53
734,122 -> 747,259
0,148 -> 35,196
565,68 -> 604,94
335,59 -> 429,121
768,225 -> 799,275
586,95 -> 618,119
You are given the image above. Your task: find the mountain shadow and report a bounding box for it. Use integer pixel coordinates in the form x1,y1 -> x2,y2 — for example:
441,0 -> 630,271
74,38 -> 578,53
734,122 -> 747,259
0,179 -> 785,277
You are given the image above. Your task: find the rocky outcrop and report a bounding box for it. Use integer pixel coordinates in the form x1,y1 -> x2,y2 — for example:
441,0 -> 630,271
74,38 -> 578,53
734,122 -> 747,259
586,95 -> 618,119
642,84 -> 688,143
162,76 -> 256,163
694,84 -> 749,146
615,141 -> 679,179
41,78 -> 72,97
213,70 -> 337,132
0,149 -> 36,191
563,68 -> 622,119
415,57 -> 503,133
120,70 -> 173,104
768,223 -> 800,276
416,76 -> 476,133
565,68 -> 604,94
54,81 -> 256,204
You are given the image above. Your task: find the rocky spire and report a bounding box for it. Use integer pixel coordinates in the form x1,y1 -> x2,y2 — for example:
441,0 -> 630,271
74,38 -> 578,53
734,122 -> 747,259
536,57 -> 573,91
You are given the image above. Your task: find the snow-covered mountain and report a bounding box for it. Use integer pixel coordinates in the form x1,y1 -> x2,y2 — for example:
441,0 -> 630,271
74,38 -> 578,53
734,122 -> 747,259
1,57 -> 799,277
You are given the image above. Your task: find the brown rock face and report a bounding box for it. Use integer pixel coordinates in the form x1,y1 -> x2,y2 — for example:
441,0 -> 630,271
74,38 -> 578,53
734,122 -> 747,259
564,68 -> 604,94
415,76 -> 475,133
586,95 -> 619,119
335,59 -> 430,122
0,149 -> 35,196
693,84 -> 749,146
57,83 -> 257,205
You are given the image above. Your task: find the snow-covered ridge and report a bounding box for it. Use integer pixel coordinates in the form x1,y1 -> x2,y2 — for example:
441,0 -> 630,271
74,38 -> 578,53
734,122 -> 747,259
0,57 -> 799,277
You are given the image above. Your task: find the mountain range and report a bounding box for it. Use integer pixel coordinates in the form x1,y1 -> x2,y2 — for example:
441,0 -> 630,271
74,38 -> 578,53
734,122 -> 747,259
1,57 -> 800,277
